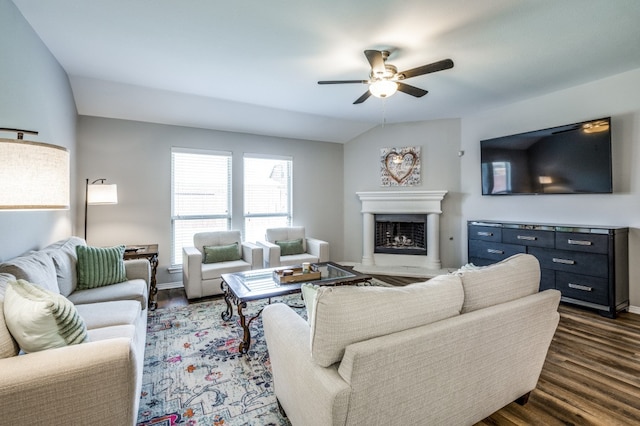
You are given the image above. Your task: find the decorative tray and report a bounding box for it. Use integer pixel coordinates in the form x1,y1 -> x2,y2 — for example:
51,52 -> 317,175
273,267 -> 321,284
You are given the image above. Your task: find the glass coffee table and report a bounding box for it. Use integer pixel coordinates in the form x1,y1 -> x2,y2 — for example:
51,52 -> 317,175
220,262 -> 371,354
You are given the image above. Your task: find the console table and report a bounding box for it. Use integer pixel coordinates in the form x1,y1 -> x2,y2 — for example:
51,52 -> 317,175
468,221 -> 629,318
124,244 -> 159,310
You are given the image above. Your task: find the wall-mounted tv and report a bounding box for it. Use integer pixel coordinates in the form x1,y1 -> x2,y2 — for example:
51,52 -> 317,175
481,117 -> 612,195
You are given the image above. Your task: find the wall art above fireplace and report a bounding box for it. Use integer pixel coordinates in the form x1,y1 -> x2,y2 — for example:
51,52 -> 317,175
380,146 -> 420,187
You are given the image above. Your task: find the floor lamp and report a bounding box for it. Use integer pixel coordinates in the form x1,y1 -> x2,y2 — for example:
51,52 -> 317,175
84,178 -> 118,240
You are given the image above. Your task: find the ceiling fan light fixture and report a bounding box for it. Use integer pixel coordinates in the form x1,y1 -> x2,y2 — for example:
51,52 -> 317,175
369,80 -> 398,98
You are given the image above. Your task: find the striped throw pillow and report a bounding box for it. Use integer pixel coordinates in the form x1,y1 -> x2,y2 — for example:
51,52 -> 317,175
76,245 -> 126,289
4,279 -> 88,353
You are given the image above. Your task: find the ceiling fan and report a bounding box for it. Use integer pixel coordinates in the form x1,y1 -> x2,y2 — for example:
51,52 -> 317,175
318,50 -> 454,104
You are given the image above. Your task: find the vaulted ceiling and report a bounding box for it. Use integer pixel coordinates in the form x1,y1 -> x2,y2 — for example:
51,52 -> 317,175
12,0 -> 640,142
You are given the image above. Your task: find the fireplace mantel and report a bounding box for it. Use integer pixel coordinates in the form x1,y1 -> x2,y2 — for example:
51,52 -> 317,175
356,190 -> 447,274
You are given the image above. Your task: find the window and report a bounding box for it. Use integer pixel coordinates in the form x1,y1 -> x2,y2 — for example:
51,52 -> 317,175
171,148 -> 231,266
243,154 -> 292,242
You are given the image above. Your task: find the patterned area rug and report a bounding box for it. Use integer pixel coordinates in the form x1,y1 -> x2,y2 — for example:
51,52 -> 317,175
137,293 -> 302,426
137,278 -> 391,425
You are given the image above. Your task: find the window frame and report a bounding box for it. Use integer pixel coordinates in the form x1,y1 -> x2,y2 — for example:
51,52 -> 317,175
170,147 -> 232,267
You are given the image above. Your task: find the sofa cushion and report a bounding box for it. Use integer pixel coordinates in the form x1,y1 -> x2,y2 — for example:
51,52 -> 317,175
275,238 -> 304,256
3,279 -> 88,353
203,243 -> 241,264
76,245 -> 127,289
0,251 -> 59,294
0,273 -> 19,359
457,253 -> 541,314
301,283 -> 319,324
75,300 -> 141,330
41,237 -> 86,296
68,279 -> 148,310
309,274 -> 464,367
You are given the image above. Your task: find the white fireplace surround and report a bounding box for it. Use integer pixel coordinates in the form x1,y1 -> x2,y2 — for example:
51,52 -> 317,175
355,190 -> 447,277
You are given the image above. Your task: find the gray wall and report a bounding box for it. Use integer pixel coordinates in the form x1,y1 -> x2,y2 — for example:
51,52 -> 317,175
460,68 -> 640,307
0,0 -> 77,261
343,119 -> 463,268
77,116 -> 344,284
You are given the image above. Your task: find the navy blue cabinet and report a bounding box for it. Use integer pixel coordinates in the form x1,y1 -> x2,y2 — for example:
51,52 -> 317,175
468,221 -> 629,318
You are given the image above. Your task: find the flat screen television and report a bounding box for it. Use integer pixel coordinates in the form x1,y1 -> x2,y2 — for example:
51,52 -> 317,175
480,117 -> 612,195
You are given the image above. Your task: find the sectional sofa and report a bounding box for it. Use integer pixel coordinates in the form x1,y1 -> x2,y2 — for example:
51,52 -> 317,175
0,237 -> 150,426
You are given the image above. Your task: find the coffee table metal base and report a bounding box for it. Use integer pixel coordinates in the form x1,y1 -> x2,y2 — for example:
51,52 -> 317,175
220,281 -> 269,354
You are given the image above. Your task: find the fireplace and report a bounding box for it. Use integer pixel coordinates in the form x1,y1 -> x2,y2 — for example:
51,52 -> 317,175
375,214 -> 427,256
356,190 -> 447,272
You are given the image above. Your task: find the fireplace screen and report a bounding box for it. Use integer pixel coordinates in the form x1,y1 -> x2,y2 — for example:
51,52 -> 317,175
374,214 -> 427,256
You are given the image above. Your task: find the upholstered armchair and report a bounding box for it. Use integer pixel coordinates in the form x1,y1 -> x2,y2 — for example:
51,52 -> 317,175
182,230 -> 262,299
257,226 -> 329,268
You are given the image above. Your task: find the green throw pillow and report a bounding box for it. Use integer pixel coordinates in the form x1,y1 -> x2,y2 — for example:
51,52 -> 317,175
203,243 -> 241,264
3,279 -> 89,353
275,238 -> 304,256
76,245 -> 126,289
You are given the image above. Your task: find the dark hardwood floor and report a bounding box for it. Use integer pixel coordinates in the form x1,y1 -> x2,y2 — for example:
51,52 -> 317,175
156,277 -> 640,425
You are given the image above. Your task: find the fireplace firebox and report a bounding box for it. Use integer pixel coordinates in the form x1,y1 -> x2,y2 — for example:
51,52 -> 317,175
374,214 -> 427,256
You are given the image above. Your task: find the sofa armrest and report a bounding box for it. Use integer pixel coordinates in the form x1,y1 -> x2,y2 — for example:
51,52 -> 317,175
125,258 -> 150,286
306,238 -> 329,262
241,242 -> 263,269
263,303 -> 350,426
256,240 -> 280,268
0,338 -> 138,425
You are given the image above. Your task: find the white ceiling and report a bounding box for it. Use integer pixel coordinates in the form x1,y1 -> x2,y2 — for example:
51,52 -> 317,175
12,0 -> 640,143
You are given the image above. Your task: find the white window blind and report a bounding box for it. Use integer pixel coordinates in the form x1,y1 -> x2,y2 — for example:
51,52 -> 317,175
171,148 -> 231,265
243,154 -> 292,242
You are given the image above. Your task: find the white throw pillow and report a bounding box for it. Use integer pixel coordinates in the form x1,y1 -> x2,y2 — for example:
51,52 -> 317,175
3,279 -> 88,353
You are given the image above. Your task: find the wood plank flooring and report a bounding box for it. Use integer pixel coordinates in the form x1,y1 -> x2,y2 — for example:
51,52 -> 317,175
156,276 -> 640,425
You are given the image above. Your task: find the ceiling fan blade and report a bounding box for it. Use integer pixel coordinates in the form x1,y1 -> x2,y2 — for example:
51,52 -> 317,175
353,91 -> 372,104
318,80 -> 368,85
398,58 -> 454,80
397,82 -> 428,98
364,50 -> 386,75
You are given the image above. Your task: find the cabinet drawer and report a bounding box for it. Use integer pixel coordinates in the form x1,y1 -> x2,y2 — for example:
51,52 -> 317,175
468,225 -> 501,242
540,268 -> 555,291
469,240 -> 525,262
556,271 -> 609,305
503,228 -> 554,248
468,257 -> 495,267
528,247 -> 608,278
555,232 -> 609,254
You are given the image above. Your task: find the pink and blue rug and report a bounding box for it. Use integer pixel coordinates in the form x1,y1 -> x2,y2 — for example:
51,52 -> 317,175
137,295 -> 303,426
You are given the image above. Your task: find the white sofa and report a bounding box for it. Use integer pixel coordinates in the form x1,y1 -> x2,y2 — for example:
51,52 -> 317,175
263,253 -> 561,426
0,237 -> 150,426
182,230 -> 263,299
258,226 -> 329,268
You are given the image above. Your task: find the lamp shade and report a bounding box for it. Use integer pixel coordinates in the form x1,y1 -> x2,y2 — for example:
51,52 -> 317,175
369,80 -> 398,98
87,183 -> 118,205
0,138 -> 70,210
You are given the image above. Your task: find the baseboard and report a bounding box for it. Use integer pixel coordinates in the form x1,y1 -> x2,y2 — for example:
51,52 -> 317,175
157,281 -> 183,290
628,305 -> 640,315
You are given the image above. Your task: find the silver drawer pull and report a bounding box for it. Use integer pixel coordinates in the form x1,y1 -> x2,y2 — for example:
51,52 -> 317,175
568,283 -> 593,292
552,257 -> 575,265
487,248 -> 504,254
477,231 -> 493,237
517,235 -> 537,241
567,239 -> 592,246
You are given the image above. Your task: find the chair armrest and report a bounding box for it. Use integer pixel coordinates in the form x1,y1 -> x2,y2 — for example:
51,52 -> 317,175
0,338 -> 137,425
182,247 -> 203,299
306,238 -> 330,262
125,258 -> 150,286
263,303 -> 350,426
256,240 -> 280,268
241,242 -> 263,269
